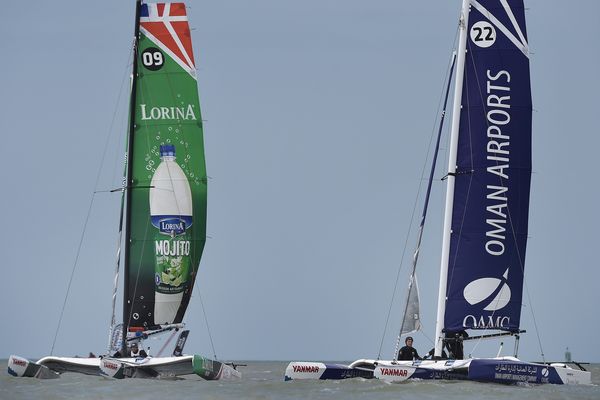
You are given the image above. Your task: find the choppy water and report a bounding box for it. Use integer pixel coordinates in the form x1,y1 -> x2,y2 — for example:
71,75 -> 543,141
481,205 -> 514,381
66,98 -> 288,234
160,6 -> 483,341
1,360 -> 599,400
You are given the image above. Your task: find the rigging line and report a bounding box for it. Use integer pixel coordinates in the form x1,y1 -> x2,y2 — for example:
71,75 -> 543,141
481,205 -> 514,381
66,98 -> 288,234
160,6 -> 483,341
108,165 -> 127,352
96,48 -> 137,196
197,289 -> 218,360
496,134 -> 543,358
441,29 -> 461,182
376,34 -> 458,360
375,131 -> 421,360
486,108 -> 543,359
52,45 -> 136,357
393,51 -> 458,361
107,45 -> 136,352
520,271 -> 545,361
50,193 -> 97,356
156,329 -> 179,357
110,46 -> 135,187
420,326 -> 435,346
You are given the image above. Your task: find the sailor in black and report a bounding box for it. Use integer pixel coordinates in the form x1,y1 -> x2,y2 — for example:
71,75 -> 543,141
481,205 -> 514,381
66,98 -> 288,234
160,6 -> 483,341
129,342 -> 148,358
444,330 -> 468,359
397,336 -> 422,361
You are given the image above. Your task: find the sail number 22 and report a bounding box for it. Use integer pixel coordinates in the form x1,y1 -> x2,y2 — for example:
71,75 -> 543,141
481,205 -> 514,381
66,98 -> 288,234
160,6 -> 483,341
470,21 -> 496,48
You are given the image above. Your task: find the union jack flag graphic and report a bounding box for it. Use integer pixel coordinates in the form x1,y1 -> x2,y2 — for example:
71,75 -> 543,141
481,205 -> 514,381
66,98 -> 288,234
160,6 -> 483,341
140,2 -> 196,77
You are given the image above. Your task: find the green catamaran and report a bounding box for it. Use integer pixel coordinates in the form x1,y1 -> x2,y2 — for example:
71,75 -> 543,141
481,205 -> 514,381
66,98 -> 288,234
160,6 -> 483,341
8,1 -> 239,380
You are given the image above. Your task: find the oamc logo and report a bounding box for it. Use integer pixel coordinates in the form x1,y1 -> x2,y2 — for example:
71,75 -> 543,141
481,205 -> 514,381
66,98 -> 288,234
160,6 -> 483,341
542,368 -> 549,378
463,268 -> 511,311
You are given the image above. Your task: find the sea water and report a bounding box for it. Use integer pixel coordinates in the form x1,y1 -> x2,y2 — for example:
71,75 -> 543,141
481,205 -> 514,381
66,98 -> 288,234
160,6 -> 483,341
1,361 -> 599,400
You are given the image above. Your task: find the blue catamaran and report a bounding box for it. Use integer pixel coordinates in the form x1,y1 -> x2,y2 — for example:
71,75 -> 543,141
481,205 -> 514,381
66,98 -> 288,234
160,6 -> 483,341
285,0 -> 591,385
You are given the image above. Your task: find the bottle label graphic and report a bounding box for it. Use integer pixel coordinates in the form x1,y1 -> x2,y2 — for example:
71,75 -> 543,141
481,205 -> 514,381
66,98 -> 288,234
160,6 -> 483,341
150,144 -> 193,324
154,227 -> 191,293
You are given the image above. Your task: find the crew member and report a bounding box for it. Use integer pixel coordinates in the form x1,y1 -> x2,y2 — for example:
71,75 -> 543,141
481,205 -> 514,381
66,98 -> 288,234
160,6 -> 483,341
444,331 -> 468,359
397,336 -> 422,361
129,342 -> 148,358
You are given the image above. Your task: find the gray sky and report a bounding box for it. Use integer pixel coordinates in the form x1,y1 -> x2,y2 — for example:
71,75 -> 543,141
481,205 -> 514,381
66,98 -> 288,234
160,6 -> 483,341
1,0 -> 599,363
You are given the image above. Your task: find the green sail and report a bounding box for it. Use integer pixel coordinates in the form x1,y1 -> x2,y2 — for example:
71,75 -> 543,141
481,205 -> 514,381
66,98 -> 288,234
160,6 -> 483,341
124,2 -> 206,329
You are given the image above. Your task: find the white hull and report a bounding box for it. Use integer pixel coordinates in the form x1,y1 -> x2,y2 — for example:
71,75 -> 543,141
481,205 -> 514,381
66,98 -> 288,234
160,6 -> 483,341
8,354 -> 241,380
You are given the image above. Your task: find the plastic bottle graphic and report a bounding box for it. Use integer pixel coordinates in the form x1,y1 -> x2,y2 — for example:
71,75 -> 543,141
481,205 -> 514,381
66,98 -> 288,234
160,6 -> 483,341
150,144 -> 193,325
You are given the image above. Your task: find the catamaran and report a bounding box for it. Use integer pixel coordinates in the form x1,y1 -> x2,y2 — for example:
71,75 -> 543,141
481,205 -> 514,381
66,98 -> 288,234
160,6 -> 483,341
8,1 -> 240,380
285,0 -> 591,385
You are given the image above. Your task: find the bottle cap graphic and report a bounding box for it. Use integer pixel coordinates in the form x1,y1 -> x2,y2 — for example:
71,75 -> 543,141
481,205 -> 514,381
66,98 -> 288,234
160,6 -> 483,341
160,144 -> 176,157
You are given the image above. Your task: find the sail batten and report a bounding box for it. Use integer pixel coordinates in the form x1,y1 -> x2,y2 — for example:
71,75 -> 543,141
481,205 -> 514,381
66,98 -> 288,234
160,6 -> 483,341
443,0 -> 532,334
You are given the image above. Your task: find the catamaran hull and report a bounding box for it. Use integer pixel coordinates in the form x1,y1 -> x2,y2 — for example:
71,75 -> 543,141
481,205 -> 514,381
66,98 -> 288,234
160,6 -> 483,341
8,355 -> 60,379
100,356 -> 194,379
284,360 -> 377,380
466,359 -> 591,385
285,357 -> 591,385
374,359 -> 470,381
192,355 -> 241,380
284,359 -> 463,381
8,354 -> 241,380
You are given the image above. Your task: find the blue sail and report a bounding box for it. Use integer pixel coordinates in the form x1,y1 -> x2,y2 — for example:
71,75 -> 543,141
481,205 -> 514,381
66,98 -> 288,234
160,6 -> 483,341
444,0 -> 531,333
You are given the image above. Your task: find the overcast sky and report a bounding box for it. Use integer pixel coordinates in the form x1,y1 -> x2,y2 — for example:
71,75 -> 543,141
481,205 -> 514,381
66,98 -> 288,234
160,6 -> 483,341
1,0 -> 599,364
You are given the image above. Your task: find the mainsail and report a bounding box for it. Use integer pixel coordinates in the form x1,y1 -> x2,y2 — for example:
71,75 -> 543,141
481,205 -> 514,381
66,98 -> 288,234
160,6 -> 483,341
124,2 -> 207,331
443,0 -> 532,334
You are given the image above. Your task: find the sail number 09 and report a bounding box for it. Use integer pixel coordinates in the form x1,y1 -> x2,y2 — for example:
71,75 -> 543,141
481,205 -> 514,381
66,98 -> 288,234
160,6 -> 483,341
142,48 -> 164,70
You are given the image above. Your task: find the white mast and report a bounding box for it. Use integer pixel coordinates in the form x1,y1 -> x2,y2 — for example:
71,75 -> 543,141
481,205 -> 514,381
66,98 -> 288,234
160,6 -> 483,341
433,0 -> 470,358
